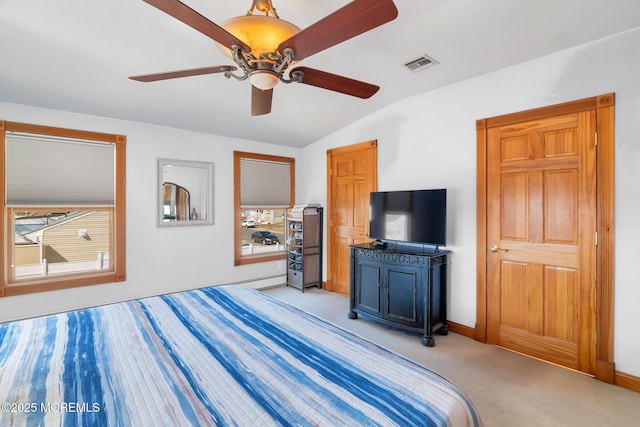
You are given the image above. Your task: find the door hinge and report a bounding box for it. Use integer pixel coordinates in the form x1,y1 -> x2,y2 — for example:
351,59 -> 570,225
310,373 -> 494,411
595,330 -> 598,345
595,231 -> 598,246
595,131 -> 598,147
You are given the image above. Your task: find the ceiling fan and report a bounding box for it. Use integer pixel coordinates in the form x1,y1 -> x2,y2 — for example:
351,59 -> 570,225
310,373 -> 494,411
129,0 -> 398,116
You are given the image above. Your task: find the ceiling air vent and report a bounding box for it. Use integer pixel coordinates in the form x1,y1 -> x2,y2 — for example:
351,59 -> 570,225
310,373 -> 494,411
403,54 -> 439,72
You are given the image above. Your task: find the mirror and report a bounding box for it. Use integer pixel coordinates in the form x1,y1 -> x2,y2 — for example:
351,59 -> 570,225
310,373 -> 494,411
163,182 -> 190,221
158,159 -> 213,226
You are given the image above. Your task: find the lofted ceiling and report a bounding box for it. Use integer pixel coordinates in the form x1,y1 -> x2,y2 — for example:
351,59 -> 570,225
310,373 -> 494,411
1,0 -> 639,147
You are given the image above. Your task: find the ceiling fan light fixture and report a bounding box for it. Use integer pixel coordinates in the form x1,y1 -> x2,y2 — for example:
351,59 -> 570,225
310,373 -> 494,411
135,0 -> 400,115
249,71 -> 280,90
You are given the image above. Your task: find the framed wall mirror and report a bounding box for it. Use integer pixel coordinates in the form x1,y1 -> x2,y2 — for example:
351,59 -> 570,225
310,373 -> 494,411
158,159 -> 214,227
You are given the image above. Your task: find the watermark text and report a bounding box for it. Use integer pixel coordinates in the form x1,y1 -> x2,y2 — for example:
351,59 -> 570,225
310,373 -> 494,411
1,402 -> 101,413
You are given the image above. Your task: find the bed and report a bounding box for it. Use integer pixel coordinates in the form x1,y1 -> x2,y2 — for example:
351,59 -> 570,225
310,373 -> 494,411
0,285 -> 481,426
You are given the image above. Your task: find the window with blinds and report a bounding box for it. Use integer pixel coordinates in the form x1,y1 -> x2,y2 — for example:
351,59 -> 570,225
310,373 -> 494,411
234,151 -> 294,265
6,133 -> 115,205
1,121 -> 126,297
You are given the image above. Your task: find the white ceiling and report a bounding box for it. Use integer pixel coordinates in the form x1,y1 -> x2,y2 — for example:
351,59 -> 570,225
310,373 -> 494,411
1,0 -> 639,147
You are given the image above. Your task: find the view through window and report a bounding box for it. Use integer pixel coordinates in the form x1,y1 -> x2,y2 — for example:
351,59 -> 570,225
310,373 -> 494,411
241,208 -> 287,256
11,209 -> 112,280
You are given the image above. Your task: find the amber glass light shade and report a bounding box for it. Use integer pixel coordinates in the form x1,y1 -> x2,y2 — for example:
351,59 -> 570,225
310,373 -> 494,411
219,15 -> 301,57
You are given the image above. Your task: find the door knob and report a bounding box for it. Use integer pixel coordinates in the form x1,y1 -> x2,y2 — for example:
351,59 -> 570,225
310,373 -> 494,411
490,245 -> 508,253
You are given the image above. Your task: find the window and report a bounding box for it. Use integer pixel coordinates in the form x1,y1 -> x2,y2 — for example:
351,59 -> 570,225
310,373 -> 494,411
1,121 -> 126,297
234,151 -> 294,265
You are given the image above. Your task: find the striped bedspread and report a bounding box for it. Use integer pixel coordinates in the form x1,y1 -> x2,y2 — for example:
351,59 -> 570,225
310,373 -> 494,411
0,285 -> 481,426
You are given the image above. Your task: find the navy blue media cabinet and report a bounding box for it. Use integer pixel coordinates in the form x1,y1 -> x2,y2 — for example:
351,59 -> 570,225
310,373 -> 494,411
349,243 -> 450,346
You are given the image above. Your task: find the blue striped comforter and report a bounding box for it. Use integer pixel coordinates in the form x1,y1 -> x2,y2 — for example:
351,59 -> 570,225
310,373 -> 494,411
0,285 -> 481,426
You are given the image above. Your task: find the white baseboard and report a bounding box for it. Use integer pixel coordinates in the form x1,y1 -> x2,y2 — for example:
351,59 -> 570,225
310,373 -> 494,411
241,275 -> 287,290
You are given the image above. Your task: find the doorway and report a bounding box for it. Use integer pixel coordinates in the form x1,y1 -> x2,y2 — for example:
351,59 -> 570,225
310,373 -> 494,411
326,141 -> 377,294
476,94 -> 615,382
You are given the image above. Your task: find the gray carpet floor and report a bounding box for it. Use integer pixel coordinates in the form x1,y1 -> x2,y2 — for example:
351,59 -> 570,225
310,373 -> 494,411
264,285 -> 640,427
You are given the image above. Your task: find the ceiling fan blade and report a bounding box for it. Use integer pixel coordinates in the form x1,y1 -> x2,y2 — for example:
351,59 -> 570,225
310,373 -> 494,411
143,0 -> 251,51
278,0 -> 398,61
291,67 -> 379,99
251,85 -> 273,116
129,65 -> 237,82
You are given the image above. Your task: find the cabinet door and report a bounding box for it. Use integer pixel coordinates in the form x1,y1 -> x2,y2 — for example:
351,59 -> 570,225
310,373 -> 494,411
384,264 -> 422,328
353,259 -> 383,317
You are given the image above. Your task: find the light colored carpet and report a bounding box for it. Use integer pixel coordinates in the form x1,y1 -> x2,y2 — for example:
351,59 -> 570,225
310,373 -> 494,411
264,285 -> 640,427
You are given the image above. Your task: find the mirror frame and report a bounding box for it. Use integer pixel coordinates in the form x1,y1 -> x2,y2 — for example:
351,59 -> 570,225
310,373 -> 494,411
158,159 -> 214,227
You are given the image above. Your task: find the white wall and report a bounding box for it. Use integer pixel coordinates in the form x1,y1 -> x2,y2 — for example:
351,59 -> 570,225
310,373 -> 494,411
2,26 -> 638,378
0,102 -> 297,321
299,27 -> 640,377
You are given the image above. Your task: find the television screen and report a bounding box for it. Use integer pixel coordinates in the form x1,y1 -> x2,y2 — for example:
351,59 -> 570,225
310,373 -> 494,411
369,189 -> 446,246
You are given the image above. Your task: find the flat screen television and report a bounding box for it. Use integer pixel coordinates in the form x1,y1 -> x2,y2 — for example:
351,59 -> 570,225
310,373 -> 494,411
369,189 -> 446,247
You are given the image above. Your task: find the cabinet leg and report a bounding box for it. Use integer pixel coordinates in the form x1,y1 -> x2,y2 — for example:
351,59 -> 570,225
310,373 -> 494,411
422,336 -> 435,347
348,311 -> 358,320
437,324 -> 449,335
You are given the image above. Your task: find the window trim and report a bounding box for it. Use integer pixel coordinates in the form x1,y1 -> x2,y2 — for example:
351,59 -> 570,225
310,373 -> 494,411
1,121 -> 126,297
234,151 -> 294,266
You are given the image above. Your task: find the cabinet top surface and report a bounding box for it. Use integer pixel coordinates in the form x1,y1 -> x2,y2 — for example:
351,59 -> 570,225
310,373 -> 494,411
350,243 -> 450,256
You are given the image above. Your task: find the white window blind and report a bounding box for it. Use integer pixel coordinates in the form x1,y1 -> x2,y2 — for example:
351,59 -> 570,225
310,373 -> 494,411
5,132 -> 115,206
240,157 -> 290,208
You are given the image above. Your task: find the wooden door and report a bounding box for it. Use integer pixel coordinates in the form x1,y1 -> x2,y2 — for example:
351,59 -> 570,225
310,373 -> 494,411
326,141 -> 377,294
486,111 -> 597,373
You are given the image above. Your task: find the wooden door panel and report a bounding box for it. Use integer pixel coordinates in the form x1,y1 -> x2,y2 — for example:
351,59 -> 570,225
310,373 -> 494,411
353,180 -> 370,228
327,141 -> 377,294
335,182 -> 351,226
500,261 -> 531,331
487,111 -> 596,373
544,170 -> 578,244
543,128 -> 578,158
353,157 -> 367,176
335,159 -> 351,177
501,173 -> 529,241
544,265 -> 578,342
501,135 -> 532,162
